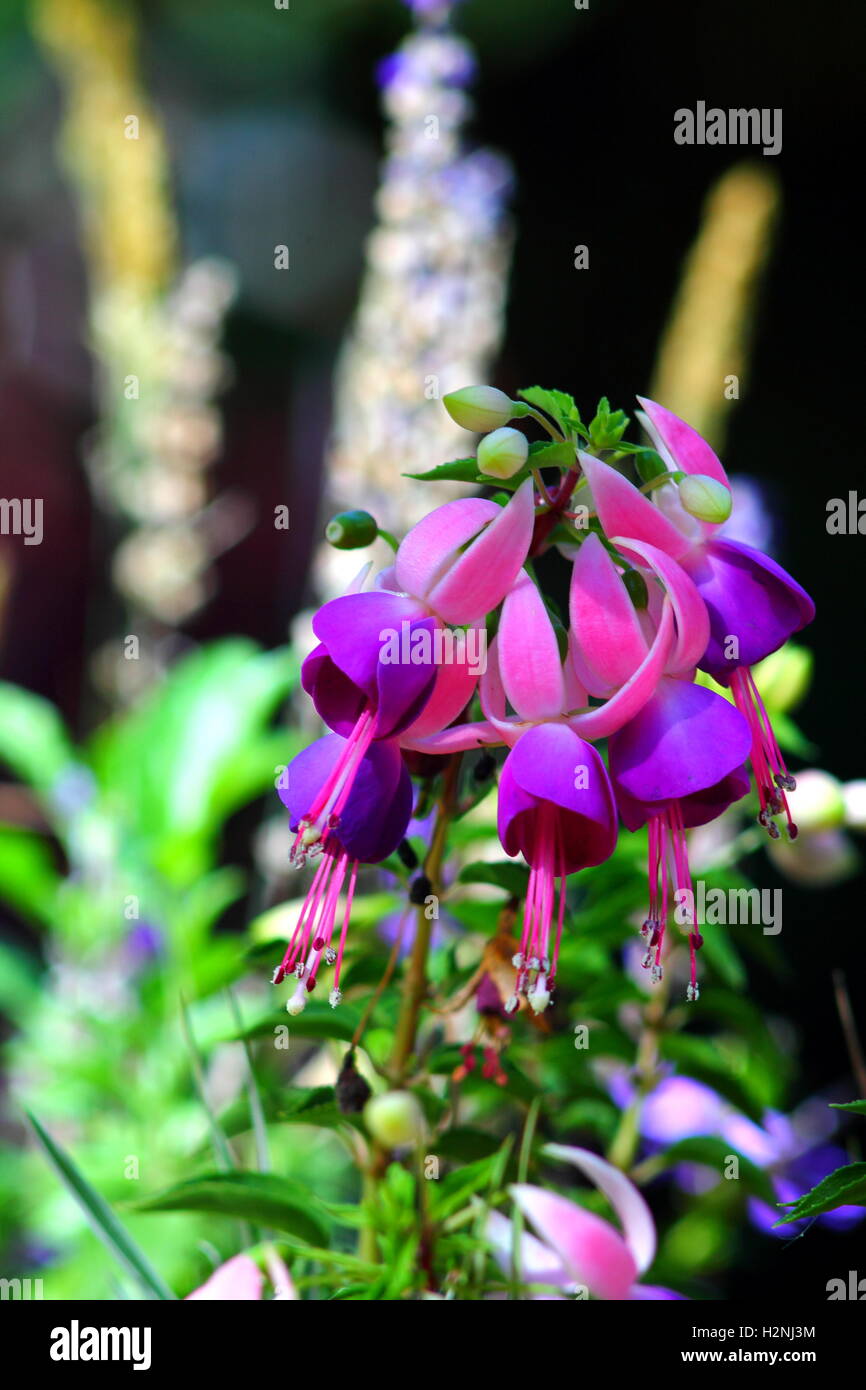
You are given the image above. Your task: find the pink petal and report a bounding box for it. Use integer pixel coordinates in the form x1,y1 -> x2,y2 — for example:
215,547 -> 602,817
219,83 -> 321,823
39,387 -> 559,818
498,573 -> 565,720
610,537 -> 709,673
579,452 -> 692,560
544,1143 -> 656,1275
186,1254 -> 264,1301
395,497 -> 500,600
510,1184 -> 638,1301
427,479 -> 535,624
569,533 -> 648,692
485,1209 -> 571,1296
569,599 -> 675,739
637,396 -> 730,488
398,625 -> 483,740
399,719 -> 503,755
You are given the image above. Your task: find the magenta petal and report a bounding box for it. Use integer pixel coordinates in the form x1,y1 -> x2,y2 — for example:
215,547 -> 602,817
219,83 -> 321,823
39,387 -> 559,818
395,497 -> 500,600
569,533 -> 648,692
282,735 -> 411,862
301,644 -> 366,736
498,725 -> 617,873
398,648 -> 479,741
608,676 -> 751,808
427,479 -> 535,624
510,1184 -> 638,1301
498,573 -> 565,720
312,591 -> 425,696
611,537 -> 710,673
579,453 -> 692,560
637,396 -> 730,488
684,538 -> 816,684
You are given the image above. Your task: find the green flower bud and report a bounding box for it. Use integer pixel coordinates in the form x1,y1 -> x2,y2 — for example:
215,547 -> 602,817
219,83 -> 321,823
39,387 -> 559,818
678,474 -> 733,523
785,769 -> 846,833
751,643 -> 812,712
476,426 -> 529,479
443,385 -> 514,433
325,509 -> 379,549
843,780 -> 866,832
363,1090 -> 425,1149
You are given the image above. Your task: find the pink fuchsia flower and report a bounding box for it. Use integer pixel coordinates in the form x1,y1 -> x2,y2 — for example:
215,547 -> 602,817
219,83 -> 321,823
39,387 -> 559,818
274,736 -> 413,1011
569,532 -> 750,998
186,1252 -> 297,1300
486,1143 -> 682,1300
405,572 -> 619,1012
580,400 -> 815,839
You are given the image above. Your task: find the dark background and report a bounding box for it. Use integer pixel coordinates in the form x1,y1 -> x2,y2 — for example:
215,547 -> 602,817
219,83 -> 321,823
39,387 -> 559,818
1,0 -> 864,1298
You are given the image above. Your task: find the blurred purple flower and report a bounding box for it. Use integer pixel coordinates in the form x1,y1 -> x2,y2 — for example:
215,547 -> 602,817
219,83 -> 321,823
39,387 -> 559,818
608,1071 -> 865,1238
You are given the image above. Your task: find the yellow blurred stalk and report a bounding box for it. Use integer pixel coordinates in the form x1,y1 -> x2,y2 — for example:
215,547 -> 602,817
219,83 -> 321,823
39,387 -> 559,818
649,163 -> 780,451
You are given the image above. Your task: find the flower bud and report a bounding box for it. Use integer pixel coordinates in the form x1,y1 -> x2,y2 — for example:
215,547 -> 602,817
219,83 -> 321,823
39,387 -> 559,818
785,769 -> 846,833
476,427 -> 529,479
325,510 -> 379,549
751,643 -> 812,712
678,474 -> 733,523
842,779 -> 866,831
443,385 -> 514,433
363,1090 -> 425,1149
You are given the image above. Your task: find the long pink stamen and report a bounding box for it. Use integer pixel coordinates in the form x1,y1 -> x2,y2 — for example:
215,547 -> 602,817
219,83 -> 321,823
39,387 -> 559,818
274,836 -> 359,1012
290,708 -> 376,865
731,667 -> 798,841
509,803 -> 562,1015
641,802 -> 701,1001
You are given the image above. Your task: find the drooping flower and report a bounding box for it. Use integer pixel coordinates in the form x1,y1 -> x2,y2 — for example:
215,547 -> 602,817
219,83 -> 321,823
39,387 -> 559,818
580,400 -> 815,839
294,482 -> 533,859
568,531 -> 750,998
485,1143 -> 682,1300
274,735 -> 413,1012
405,570 -> 619,1011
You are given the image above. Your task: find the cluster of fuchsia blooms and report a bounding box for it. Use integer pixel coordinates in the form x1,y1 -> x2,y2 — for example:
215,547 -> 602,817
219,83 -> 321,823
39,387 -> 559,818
273,388 -> 814,1017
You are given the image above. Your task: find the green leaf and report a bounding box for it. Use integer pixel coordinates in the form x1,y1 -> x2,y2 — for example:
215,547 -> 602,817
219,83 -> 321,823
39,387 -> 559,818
774,1162 -> 866,1226
25,1110 -> 177,1300
528,440 -> 575,468
0,824 -> 60,925
830,1100 -> 866,1116
130,1172 -> 329,1244
517,386 -> 581,431
459,859 -> 529,898
403,457 -> 480,483
0,683 -> 77,798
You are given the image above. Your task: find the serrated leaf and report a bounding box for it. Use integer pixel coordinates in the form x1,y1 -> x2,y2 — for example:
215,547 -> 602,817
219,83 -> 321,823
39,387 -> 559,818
517,386 -> 580,430
774,1161 -> 866,1226
403,458 -> 480,483
130,1172 -> 329,1244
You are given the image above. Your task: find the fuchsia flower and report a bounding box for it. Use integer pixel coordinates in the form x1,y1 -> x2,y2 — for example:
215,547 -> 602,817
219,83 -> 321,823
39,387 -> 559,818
486,1143 -> 682,1300
274,483 -> 535,1011
186,1252 -> 297,1300
569,532 -> 752,998
581,400 -> 815,839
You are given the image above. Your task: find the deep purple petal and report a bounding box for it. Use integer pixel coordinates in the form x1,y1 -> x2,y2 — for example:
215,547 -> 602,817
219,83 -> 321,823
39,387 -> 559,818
498,725 -> 618,873
609,677 -> 751,810
282,735 -> 412,863
308,593 -> 437,737
684,539 -> 815,684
